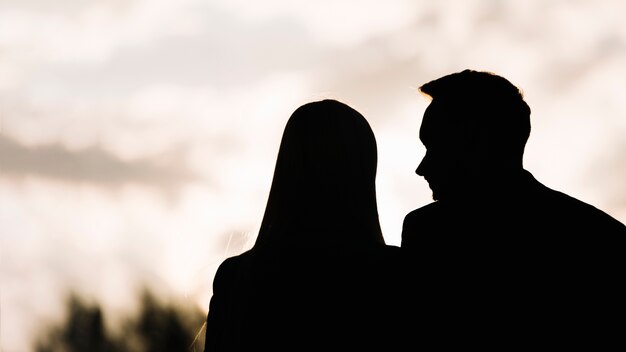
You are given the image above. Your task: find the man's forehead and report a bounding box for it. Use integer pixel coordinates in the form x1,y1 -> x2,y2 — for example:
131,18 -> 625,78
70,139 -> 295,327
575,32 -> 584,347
423,98 -> 458,117
420,100 -> 466,144
422,100 -> 456,127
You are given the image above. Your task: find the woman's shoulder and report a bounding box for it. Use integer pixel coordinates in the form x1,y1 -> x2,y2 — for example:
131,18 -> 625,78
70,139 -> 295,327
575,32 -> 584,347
212,251 -> 254,288
216,251 -> 250,270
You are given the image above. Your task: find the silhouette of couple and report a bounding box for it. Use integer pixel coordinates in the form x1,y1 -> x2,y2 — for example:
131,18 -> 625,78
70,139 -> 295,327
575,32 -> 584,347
204,69 -> 626,351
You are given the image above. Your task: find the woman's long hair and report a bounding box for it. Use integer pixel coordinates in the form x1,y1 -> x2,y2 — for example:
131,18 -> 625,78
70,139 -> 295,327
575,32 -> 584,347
253,99 -> 385,249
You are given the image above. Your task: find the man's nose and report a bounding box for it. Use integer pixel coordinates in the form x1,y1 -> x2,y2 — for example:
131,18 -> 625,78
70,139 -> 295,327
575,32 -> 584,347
416,157 -> 426,176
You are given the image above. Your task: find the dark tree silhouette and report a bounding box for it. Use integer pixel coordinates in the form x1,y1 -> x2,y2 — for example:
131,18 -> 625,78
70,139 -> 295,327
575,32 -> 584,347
35,294 -> 120,352
119,289 -> 206,352
35,288 -> 206,352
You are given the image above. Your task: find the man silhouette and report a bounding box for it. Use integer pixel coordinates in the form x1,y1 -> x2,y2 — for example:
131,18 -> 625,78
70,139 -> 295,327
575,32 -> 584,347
401,69 -> 625,347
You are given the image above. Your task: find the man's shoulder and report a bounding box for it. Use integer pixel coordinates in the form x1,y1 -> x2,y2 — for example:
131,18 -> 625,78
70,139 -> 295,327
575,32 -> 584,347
535,180 -> 626,233
401,202 -> 444,247
403,201 -> 443,225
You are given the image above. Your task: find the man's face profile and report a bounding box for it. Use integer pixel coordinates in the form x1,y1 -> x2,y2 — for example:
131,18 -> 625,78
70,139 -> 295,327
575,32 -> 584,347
416,100 -> 470,201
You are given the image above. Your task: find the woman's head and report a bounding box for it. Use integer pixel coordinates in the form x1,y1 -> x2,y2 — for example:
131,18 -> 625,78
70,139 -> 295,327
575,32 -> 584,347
255,99 -> 384,248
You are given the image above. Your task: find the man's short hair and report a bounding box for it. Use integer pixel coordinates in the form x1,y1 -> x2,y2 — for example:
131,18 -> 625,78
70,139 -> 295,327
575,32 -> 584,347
419,69 -> 531,159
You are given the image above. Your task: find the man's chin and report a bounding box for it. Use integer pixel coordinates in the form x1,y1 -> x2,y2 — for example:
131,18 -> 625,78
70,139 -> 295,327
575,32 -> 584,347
429,183 -> 450,201
430,188 -> 450,202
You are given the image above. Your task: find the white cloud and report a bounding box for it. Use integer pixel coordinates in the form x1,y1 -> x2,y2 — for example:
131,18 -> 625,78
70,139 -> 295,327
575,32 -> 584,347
214,0 -> 420,46
0,0 -> 207,67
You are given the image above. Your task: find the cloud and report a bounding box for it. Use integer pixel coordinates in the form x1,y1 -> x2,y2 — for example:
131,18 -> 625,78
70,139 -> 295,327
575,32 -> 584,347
0,0 -> 206,64
0,133 -> 199,192
588,140 -> 626,216
213,0 -> 421,47
25,10 -> 326,98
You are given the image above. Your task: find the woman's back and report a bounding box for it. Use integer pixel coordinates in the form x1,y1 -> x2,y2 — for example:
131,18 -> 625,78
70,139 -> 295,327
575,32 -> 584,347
206,239 -> 401,351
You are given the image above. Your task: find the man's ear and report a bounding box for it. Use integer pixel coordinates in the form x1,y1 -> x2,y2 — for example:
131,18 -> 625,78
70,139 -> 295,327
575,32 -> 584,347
463,124 -> 489,152
463,125 -> 498,171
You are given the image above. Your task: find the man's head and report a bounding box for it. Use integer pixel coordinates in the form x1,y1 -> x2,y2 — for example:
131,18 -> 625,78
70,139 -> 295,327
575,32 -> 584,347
416,69 -> 531,201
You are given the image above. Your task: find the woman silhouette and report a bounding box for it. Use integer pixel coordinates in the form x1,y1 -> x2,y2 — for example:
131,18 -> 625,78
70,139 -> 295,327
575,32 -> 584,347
204,99 -> 401,351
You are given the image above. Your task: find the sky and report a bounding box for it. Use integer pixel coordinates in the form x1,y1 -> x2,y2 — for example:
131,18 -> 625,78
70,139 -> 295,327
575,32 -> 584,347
1,0 -> 626,350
